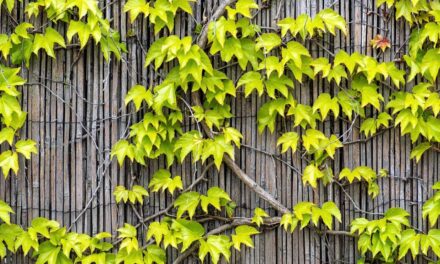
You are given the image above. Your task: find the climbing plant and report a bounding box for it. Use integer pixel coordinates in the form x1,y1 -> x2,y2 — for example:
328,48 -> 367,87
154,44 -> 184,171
2,0 -> 440,263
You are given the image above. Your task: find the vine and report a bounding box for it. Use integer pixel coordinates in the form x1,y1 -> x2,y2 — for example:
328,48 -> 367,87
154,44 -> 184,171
1,0 -> 440,263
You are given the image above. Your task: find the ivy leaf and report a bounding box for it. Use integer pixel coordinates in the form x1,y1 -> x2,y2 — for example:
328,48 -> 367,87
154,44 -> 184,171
207,17 -> 237,47
289,104 -> 318,129
100,32 -> 127,61
0,127 -> 15,145
174,192 -> 200,219
198,235 -> 231,264
130,185 -> 149,204
171,219 -> 204,252
334,51 -> 362,74
15,139 -> 37,159
125,85 -> 153,111
327,64 -> 347,85
302,164 -> 323,188
0,200 -> 13,224
410,142 -> 431,162
354,78 -> 383,110
322,201 -> 342,223
124,0 -> 150,22
312,93 -> 339,120
174,131 -> 204,162
67,21 -> 92,49
0,34 -> 12,59
200,187 -> 231,213
148,169 -> 183,195
281,41 -> 310,68
280,213 -> 298,232
395,0 -> 413,23
111,140 -> 135,166
255,33 -> 281,53
277,132 -> 299,154
310,57 -> 331,77
0,0 -> 14,12
146,221 -> 169,246
370,34 -> 391,52
34,241 -> 69,264
264,74 -> 293,98
65,0 -> 100,18
144,245 -> 166,264
223,127 -> 242,147
277,17 -> 295,37
251,207 -> 268,227
421,49 -> 440,82
318,8 -> 347,35
118,223 -> 137,238
33,27 -> 66,58
28,217 -> 60,239
361,118 -> 378,138
398,229 -> 420,260
114,186 -> 129,203
201,135 -> 234,169
0,150 -> 18,177
231,225 -> 259,250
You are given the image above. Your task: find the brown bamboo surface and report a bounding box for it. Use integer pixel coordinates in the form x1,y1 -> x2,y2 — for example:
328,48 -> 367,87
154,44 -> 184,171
0,0 -> 435,263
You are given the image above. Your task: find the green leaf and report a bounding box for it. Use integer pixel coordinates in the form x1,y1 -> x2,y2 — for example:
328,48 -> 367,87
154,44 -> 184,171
227,0 -> 258,18
15,139 -> 37,159
398,229 -> 420,260
312,93 -> 339,120
322,201 -> 342,223
277,132 -> 299,154
198,235 -> 231,264
264,74 -> 293,98
200,187 -> 231,213
67,21 -> 93,49
172,219 -> 204,252
174,131 -> 204,162
0,150 -> 18,177
251,207 -> 268,227
317,8 -> 347,35
302,164 -> 323,188
421,49 -> 440,82
0,127 -> 15,145
0,0 -> 14,12
255,33 -> 281,53
353,77 -> 383,110
280,213 -> 298,232
124,0 -> 150,22
231,225 -> 259,250
0,200 -> 13,224
334,51 -> 362,74
35,241 -> 70,264
118,223 -> 137,238
28,217 -> 60,239
65,0 -> 100,18
146,221 -> 168,246
277,17 -> 295,37
174,192 -> 200,219
144,245 -> 166,264
125,85 -> 153,111
327,64 -> 347,85
281,41 -> 310,68
201,135 -> 234,169
111,140 -> 135,166
395,0 -> 414,23
410,142 -> 431,162
223,127 -> 242,147
32,27 -> 66,58
149,169 -> 183,194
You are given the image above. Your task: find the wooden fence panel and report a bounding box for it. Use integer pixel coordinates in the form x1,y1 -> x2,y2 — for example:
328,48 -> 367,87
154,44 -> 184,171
0,0 -> 435,263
